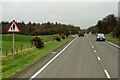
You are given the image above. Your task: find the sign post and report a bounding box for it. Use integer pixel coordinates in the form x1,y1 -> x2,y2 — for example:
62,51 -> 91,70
7,20 -> 20,61
69,31 -> 71,34
13,33 -> 14,61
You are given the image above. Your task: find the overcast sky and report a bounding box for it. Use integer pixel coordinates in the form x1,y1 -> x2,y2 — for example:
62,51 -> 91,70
2,2 -> 118,29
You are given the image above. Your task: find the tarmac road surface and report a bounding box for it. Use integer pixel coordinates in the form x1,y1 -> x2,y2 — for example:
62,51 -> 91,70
10,34 -> 118,79
33,34 -> 118,79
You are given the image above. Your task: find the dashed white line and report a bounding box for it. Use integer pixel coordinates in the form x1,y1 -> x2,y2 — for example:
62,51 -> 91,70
86,35 -> 93,46
104,70 -> 111,78
97,56 -> 101,60
86,35 -> 112,79
29,37 -> 78,80
90,43 -> 92,46
94,50 -> 96,53
92,46 -> 94,48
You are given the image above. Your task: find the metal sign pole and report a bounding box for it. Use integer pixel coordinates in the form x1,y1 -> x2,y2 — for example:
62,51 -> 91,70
7,20 -> 20,61
12,33 -> 14,61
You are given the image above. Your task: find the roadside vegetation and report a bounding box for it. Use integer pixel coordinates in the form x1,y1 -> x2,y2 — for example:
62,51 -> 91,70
2,35 -> 73,78
87,14 -> 120,44
1,21 -> 80,35
2,34 -> 56,56
105,34 -> 119,44
1,20 -> 79,79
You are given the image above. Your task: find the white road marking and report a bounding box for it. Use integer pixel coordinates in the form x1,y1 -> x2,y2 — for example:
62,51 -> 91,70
97,56 -> 101,60
29,37 -> 78,80
94,50 -> 96,53
52,52 -> 56,54
90,43 -> 92,46
86,35 -> 111,79
86,35 -> 93,46
89,41 -> 91,43
104,70 -> 111,78
106,40 -> 120,48
92,46 -> 94,48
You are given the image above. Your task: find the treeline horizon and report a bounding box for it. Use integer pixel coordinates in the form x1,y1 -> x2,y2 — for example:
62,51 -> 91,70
1,21 -> 80,36
87,14 -> 120,38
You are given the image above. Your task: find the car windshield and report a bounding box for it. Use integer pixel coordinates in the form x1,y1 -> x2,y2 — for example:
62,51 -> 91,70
98,34 -> 104,37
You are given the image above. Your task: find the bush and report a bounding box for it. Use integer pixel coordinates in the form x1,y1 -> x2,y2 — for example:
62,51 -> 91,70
65,33 -> 69,37
55,34 -> 61,41
31,36 -> 44,48
60,34 -> 66,39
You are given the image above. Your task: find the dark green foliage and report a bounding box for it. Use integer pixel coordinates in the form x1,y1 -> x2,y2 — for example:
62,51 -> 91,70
60,34 -> 66,39
55,34 -> 61,41
65,32 -> 69,37
87,14 -> 119,38
1,21 -> 80,35
31,36 -> 44,48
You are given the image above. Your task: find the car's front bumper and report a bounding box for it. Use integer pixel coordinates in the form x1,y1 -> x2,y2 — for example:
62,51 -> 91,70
97,38 -> 105,41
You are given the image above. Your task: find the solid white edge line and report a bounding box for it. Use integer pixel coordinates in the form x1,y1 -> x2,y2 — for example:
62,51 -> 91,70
106,40 -> 120,48
94,50 -> 96,53
97,56 -> 101,60
29,37 -> 78,80
104,70 -> 111,78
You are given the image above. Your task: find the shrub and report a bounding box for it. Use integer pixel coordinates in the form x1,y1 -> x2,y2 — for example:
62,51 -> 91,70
65,32 -> 69,37
55,34 -> 61,41
31,36 -> 44,48
60,34 -> 66,39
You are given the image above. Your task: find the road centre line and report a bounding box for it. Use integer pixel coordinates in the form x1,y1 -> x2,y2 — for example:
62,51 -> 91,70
104,70 -> 111,78
94,50 -> 96,53
29,37 -> 78,80
92,46 -> 94,48
90,43 -> 93,46
86,35 -> 112,79
97,56 -> 101,60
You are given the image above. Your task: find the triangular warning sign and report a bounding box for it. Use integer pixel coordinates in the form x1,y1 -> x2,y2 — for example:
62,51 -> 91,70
7,20 -> 20,33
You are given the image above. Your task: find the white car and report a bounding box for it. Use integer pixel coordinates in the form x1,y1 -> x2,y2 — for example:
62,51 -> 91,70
96,33 -> 105,41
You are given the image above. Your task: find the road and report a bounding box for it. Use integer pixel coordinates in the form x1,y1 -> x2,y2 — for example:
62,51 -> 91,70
10,34 -> 118,79
28,34 -> 118,79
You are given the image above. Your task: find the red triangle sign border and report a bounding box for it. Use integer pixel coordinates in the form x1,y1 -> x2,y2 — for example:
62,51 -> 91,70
7,20 -> 21,33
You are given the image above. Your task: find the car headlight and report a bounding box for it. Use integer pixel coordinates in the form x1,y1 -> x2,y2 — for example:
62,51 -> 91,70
103,37 -> 105,38
97,37 -> 99,38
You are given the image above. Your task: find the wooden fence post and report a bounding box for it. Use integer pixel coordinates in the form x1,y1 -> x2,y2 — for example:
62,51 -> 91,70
6,47 -> 7,57
16,47 -> 18,54
28,42 -> 29,48
24,43 -> 26,49
21,44 -> 22,51
11,47 -> 13,54
31,42 -> 32,48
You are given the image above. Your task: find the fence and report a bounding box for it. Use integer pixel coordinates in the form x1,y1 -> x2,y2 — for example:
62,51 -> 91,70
4,42 -> 33,58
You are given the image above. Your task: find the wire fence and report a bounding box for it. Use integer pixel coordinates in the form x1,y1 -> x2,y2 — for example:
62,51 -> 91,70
4,42 -> 34,58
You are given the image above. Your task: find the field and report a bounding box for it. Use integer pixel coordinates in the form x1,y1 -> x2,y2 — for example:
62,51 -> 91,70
2,35 -> 73,78
2,34 -> 56,56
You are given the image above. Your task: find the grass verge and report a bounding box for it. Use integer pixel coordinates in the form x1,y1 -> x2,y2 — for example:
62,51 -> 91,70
105,34 -> 119,45
2,36 -> 73,78
2,34 -> 56,56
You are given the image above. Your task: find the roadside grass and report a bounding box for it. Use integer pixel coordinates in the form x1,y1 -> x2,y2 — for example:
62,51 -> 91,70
2,36 -> 73,78
2,34 -> 56,56
105,34 -> 119,44
0,34 -> 2,47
